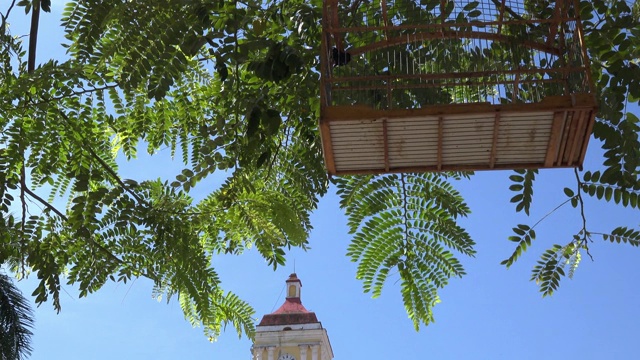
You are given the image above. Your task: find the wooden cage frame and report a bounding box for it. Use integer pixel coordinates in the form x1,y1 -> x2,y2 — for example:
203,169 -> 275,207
319,0 -> 597,175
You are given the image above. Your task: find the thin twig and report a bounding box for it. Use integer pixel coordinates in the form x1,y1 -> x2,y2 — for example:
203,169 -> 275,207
574,168 -> 594,260
530,197 -> 572,231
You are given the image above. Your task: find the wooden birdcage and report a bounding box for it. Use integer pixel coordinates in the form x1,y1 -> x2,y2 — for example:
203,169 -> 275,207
320,0 -> 597,175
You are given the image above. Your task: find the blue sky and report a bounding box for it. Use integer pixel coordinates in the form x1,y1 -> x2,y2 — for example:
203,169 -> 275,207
8,2 -> 640,359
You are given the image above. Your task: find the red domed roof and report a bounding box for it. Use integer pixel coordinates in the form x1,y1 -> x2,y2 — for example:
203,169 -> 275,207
257,274 -> 319,326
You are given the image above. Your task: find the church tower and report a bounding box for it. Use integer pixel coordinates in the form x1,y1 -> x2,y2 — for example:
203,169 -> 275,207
252,274 -> 334,360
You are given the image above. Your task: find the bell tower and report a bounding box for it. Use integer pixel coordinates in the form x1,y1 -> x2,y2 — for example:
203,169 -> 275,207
252,274 -> 334,360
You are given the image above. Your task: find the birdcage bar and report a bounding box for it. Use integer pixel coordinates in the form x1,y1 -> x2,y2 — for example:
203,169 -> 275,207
328,17 -> 571,33
337,31 -> 562,56
320,0 -> 597,175
332,66 -> 584,83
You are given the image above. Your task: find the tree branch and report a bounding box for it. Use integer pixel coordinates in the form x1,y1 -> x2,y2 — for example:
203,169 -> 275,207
20,185 -> 159,282
22,187 -> 65,219
55,110 -> 148,206
27,1 -> 40,73
0,0 -> 17,31
22,0 -> 41,275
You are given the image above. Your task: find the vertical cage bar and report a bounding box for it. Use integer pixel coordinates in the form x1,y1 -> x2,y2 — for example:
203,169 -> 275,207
572,0 -> 595,94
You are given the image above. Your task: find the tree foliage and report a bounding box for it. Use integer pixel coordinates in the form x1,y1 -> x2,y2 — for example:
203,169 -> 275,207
0,272 -> 34,360
0,0 -> 639,341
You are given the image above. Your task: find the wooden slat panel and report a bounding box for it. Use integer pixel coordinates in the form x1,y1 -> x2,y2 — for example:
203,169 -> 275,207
383,119 -> 390,172
331,162 -> 571,176
386,128 -> 439,135
441,139 -> 495,146
392,162 -> 438,168
319,118 -> 337,174
330,133 -> 383,141
322,97 -> 597,175
391,155 -> 438,162
437,116 -> 443,171
442,152 -> 492,160
567,110 -> 588,166
544,111 -> 567,167
496,153 -> 548,159
388,147 -> 439,154
502,147 -> 551,153
388,151 -> 439,158
577,109 -> 596,167
333,148 -> 383,156
334,156 -> 384,163
497,141 -> 551,148
333,144 -> 384,150
389,144 -> 439,151
330,132 -> 383,138
561,110 -> 581,165
495,151 -> 549,159
489,113 -> 500,168
334,158 -> 383,165
388,145 -> 440,152
442,155 -> 492,162
334,157 -> 383,164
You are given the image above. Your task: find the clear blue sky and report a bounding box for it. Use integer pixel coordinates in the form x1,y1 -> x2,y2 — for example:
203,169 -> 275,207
9,2 -> 640,359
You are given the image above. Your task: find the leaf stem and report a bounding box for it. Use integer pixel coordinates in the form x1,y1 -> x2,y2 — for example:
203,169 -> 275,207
530,197 -> 572,230
400,173 -> 410,247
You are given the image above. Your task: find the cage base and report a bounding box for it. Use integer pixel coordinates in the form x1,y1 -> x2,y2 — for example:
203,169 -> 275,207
320,94 -> 596,175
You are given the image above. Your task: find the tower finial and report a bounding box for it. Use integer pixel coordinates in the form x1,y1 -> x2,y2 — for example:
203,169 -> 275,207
286,273 -> 302,299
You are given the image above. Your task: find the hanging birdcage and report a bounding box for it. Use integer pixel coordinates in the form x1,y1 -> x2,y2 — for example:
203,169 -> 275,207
320,0 -> 597,175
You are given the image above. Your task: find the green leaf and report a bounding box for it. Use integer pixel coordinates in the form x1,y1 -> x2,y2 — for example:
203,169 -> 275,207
337,173 -> 473,328
502,224 -> 536,268
181,169 -> 194,178
463,1 -> 479,11
508,170 -> 537,215
41,0 -> 51,12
